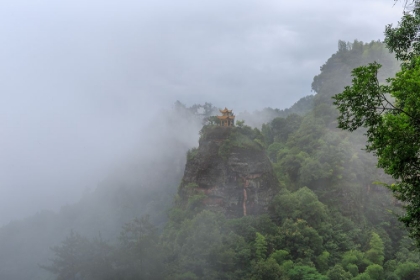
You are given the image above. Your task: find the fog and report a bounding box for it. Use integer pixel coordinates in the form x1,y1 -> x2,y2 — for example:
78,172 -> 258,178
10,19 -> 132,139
0,0 -> 403,225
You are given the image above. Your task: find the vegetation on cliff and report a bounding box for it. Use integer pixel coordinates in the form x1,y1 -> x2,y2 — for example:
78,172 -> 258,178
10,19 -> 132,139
3,8 -> 420,277
34,39 -> 420,280
179,125 -> 278,218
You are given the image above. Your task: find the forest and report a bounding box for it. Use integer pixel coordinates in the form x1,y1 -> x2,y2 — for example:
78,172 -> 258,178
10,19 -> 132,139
2,2 -> 420,280
0,39 -> 419,280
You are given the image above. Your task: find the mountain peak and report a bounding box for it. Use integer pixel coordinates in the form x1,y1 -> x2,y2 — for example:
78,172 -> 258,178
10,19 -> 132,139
178,125 -> 279,218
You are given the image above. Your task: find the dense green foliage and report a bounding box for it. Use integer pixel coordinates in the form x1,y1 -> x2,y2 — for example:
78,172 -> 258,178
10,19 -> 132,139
39,40 -> 420,280
385,2 -> 420,64
217,126 -> 266,159
3,5 -> 420,276
333,2 -> 420,244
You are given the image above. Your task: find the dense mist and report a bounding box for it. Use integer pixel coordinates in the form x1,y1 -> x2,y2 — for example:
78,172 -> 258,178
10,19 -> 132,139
3,1 -> 419,279
0,0 -> 403,226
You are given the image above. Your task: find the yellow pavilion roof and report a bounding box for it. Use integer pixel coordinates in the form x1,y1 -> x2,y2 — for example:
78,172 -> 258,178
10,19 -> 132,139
219,107 -> 232,113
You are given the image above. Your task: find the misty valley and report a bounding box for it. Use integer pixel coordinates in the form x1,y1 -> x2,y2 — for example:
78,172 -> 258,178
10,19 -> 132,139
1,39 -> 420,280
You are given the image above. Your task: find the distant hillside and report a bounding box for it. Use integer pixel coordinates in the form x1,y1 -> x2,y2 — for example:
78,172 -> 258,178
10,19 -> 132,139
236,94 -> 314,128
160,41 -> 419,279
2,40 -> 419,280
0,105 -> 203,280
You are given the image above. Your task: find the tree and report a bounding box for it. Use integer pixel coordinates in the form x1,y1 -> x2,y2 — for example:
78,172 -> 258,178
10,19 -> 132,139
385,1 -> 420,64
270,114 -> 303,143
332,2 -> 420,244
395,262 -> 420,279
206,116 -> 220,126
276,219 -> 324,261
168,211 -> 224,279
41,231 -> 102,280
254,232 -> 268,261
365,232 -> 385,266
365,264 -> 384,280
117,215 -> 164,280
249,258 -> 282,280
341,249 -> 373,274
84,236 -> 116,280
287,265 -> 328,280
326,264 -> 352,280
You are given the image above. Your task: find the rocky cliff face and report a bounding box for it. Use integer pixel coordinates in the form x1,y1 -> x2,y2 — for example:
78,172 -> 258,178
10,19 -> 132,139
179,126 -> 279,218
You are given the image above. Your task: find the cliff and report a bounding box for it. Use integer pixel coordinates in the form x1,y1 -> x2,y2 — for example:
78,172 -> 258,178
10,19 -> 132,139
178,125 -> 279,218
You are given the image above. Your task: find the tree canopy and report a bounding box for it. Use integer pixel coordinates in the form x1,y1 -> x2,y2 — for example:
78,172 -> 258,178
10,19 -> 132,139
333,1 -> 420,244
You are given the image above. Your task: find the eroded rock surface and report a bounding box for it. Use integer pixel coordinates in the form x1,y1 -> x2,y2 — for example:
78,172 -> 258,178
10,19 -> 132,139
179,126 -> 279,218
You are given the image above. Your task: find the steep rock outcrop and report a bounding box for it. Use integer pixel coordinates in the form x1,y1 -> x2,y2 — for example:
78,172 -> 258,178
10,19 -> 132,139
179,126 -> 279,218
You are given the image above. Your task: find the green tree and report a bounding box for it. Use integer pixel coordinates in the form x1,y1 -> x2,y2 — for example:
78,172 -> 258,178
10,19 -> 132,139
346,264 -> 359,277
384,2 -> 420,64
276,219 -> 324,261
236,119 -> 245,128
316,251 -> 330,273
326,264 -> 352,280
84,236 -> 116,280
270,250 -> 290,265
254,232 -> 268,261
267,142 -> 284,162
117,215 -> 164,280
341,250 -> 365,273
169,211 -> 224,279
333,57 -> 420,243
332,3 -> 420,242
270,114 -> 303,143
352,273 -> 372,280
365,264 -> 384,280
395,262 -> 420,280
287,265 -> 328,280
206,116 -> 220,126
250,258 -> 282,280
270,188 -> 329,230
365,232 -> 385,266
41,231 -> 91,280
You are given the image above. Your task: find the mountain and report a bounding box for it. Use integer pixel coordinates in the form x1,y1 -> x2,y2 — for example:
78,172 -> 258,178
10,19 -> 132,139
2,40 -> 420,280
179,125 -> 279,218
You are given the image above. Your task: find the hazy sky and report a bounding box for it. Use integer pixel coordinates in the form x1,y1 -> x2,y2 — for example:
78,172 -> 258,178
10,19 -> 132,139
0,0 -> 404,225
